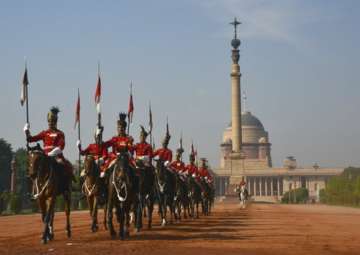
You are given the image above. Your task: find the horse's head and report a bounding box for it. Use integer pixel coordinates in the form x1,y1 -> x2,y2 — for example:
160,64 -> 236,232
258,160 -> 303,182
113,151 -> 130,184
83,155 -> 99,177
27,149 -> 46,179
154,159 -> 167,192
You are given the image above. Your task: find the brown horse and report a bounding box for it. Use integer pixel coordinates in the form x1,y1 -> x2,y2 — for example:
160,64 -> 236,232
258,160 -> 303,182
27,145 -> 72,244
107,151 -> 135,240
82,155 -> 107,232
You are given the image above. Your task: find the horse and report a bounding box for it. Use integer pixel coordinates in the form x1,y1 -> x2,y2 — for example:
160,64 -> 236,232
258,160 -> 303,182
200,178 -> 212,216
133,160 -> 155,231
107,151 -> 135,240
82,155 -> 107,232
27,144 -> 72,244
187,175 -> 202,219
173,173 -> 189,221
235,185 -> 248,209
154,159 -> 176,226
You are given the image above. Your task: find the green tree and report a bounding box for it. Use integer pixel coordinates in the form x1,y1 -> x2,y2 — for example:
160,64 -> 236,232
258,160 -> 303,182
0,138 -> 13,192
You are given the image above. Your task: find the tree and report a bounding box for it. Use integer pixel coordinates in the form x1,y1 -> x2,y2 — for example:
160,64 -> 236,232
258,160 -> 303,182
0,138 -> 13,192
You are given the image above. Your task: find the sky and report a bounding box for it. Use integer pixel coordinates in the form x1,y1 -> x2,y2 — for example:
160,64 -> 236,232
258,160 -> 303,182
0,0 -> 359,168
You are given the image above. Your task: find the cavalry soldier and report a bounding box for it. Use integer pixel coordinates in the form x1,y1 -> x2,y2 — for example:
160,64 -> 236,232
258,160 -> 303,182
239,176 -> 246,188
24,107 -> 74,182
133,125 -> 153,168
103,113 -> 135,170
169,148 -> 185,173
198,158 -> 213,184
77,126 -> 108,177
185,151 -> 199,179
153,129 -> 172,167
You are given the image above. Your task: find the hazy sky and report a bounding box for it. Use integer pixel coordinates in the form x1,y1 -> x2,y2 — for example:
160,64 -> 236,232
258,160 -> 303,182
1,0 -> 359,168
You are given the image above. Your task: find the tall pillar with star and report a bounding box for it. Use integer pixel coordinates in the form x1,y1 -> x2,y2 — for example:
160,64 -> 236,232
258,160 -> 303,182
230,18 -> 242,154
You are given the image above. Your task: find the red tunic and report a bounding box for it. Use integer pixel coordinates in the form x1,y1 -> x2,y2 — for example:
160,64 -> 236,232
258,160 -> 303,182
28,129 -> 65,155
185,164 -> 198,176
134,142 -> 153,159
103,135 -> 135,169
104,135 -> 134,154
153,148 -> 172,162
239,180 -> 246,186
80,143 -> 108,160
169,160 -> 185,173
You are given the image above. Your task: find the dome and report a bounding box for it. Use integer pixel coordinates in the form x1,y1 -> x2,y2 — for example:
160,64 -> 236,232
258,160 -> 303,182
228,111 -> 264,129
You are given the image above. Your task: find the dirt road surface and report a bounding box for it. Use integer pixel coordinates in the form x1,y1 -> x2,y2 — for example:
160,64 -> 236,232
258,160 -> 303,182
0,199 -> 359,255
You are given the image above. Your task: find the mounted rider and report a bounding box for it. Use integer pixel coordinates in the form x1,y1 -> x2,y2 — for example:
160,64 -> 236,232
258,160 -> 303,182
153,127 -> 172,168
103,113 -> 135,171
133,125 -> 153,169
169,147 -> 185,173
24,107 -> 74,184
185,150 -> 199,180
77,126 -> 108,176
198,158 -> 213,184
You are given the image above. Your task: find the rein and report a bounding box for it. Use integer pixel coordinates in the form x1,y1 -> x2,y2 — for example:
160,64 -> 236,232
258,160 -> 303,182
33,177 -> 50,199
112,165 -> 128,202
83,180 -> 96,196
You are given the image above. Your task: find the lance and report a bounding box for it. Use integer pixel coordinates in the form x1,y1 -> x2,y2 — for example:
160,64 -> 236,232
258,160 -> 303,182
21,60 -> 30,149
127,82 -> 134,135
75,88 -> 81,177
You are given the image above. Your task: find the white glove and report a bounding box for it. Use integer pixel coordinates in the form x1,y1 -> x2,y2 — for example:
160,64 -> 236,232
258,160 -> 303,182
48,147 -> 62,157
192,173 -> 196,178
23,123 -> 30,133
76,140 -> 81,148
205,176 -> 208,180
164,161 -> 170,167
153,155 -> 160,160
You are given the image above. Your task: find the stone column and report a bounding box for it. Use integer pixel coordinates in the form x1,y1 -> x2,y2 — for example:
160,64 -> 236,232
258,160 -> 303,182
259,177 -> 262,196
277,177 -> 280,198
265,177 -> 268,196
270,177 -> 274,196
229,19 -> 242,153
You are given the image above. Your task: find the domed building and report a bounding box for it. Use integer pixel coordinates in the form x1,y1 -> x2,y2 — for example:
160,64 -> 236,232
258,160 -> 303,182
213,18 -> 343,203
220,111 -> 272,169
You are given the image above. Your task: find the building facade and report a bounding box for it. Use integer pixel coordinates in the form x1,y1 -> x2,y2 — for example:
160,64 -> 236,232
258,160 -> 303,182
213,19 -> 343,202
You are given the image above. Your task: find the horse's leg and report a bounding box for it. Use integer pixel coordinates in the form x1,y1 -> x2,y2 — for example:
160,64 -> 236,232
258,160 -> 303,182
135,194 -> 143,232
48,208 -> 55,241
107,192 -> 116,238
64,191 -> 72,238
92,196 -> 99,232
103,202 -> 108,230
147,195 -> 154,229
38,198 -> 46,223
42,196 -> 55,244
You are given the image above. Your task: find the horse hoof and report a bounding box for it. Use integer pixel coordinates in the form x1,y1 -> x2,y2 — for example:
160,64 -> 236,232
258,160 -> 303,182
67,231 -> 72,238
41,239 -> 48,245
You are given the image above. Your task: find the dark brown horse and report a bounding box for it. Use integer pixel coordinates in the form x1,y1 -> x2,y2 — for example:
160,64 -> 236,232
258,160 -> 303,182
82,155 -> 107,232
154,159 -> 176,226
107,151 -> 134,240
27,145 -> 72,244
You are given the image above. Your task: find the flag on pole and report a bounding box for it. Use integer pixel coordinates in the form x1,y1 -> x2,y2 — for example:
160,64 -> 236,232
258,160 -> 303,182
20,67 -> 29,106
94,75 -> 101,113
128,83 -> 134,123
74,89 -> 80,129
149,102 -> 153,133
